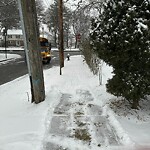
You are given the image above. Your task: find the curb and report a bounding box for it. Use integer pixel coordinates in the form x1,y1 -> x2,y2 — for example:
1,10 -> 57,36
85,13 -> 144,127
0,50 -> 24,52
0,58 -> 14,62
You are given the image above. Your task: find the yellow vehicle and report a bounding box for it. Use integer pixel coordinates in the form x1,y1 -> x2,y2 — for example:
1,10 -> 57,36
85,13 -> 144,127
39,37 -> 51,64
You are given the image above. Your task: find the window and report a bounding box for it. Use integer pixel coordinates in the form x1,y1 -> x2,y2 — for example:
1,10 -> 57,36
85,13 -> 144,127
16,35 -> 21,38
8,35 -> 12,38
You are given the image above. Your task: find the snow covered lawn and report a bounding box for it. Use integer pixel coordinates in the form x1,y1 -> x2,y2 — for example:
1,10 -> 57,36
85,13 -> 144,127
0,47 -> 24,51
0,55 -> 150,150
0,53 -> 21,63
0,47 -> 79,52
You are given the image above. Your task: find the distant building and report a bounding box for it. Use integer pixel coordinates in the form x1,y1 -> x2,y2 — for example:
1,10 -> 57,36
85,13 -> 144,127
1,27 -> 52,47
7,29 -> 24,47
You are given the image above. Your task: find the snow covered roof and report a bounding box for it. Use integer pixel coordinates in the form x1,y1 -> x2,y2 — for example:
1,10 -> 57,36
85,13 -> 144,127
7,29 -> 23,35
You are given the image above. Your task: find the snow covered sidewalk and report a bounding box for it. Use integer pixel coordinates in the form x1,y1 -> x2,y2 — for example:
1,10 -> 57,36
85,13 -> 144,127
0,55 -> 150,150
41,56 -> 132,150
42,91 -> 120,150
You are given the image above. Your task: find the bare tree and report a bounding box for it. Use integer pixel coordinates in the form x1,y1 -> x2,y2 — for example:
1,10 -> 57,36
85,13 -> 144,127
35,0 -> 45,27
0,0 -> 20,29
72,9 -> 90,48
44,0 -> 72,47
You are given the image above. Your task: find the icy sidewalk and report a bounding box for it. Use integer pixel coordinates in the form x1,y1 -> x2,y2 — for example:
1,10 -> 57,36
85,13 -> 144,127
42,90 -> 120,150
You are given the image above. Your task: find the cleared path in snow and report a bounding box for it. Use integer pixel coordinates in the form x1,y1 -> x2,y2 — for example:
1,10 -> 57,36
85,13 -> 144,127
42,90 -> 120,150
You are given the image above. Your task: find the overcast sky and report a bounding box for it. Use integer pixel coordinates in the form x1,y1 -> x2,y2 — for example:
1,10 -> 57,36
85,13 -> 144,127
42,0 -> 79,10
42,0 -> 53,7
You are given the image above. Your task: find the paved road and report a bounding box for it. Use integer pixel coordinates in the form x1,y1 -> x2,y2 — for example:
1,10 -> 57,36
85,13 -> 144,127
0,50 -> 81,85
0,51 -> 28,85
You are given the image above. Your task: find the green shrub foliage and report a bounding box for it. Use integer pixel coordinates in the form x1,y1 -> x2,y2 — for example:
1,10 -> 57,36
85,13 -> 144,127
90,0 -> 150,109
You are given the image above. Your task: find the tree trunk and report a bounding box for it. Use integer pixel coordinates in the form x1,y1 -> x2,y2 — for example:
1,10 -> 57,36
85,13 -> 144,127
54,31 -> 57,47
131,99 -> 139,109
75,38 -> 77,48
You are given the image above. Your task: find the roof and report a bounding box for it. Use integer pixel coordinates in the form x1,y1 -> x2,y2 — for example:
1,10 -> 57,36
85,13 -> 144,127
7,29 -> 23,35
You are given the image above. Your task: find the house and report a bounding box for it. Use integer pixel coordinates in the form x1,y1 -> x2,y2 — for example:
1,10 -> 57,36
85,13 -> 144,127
7,29 -> 24,47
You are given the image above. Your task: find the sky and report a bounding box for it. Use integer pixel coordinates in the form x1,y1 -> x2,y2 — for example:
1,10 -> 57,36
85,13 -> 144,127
42,0 -> 83,10
0,52 -> 150,150
42,0 -> 53,7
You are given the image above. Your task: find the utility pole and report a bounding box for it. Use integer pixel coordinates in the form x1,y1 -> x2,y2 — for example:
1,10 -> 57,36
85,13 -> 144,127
58,0 -> 64,75
18,0 -> 45,104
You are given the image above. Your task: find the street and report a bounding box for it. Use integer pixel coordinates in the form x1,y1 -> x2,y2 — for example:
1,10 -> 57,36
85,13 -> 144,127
0,50 -> 81,85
